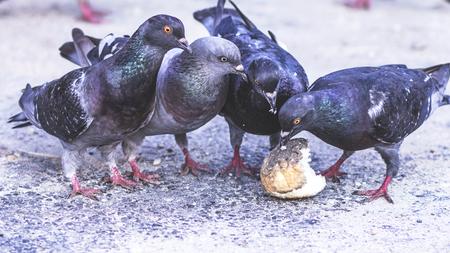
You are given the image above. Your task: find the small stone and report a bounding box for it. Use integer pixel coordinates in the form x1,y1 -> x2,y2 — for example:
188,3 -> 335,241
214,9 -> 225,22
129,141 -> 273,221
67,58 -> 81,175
152,159 -> 162,166
6,154 -> 18,161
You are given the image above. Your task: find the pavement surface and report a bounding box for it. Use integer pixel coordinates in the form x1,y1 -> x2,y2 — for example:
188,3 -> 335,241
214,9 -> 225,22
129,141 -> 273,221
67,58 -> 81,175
0,0 -> 449,252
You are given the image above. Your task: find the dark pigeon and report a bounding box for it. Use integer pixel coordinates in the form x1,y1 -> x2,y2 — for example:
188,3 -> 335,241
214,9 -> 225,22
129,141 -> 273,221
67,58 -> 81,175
194,0 -> 308,177
278,63 -> 450,203
57,30 -> 246,176
8,15 -> 191,199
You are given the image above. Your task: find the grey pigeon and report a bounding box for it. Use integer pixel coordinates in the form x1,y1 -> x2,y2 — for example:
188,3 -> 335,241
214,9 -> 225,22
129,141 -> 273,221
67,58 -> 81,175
194,0 -> 308,177
278,63 -> 450,203
57,31 -> 246,176
8,15 -> 190,199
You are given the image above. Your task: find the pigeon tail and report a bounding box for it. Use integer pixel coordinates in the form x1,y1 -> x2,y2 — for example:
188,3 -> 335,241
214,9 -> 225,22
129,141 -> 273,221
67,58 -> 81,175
422,63 -> 450,93
193,7 -> 219,35
59,29 -> 99,67
8,112 -> 32,128
9,84 -> 36,129
59,42 -> 80,66
18,84 -> 37,124
213,0 -> 226,33
72,28 -> 96,67
228,0 -> 257,29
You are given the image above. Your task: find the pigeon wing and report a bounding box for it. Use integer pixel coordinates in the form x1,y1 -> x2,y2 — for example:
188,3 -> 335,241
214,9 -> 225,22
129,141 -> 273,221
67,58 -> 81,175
22,69 -> 93,143
367,70 -> 433,145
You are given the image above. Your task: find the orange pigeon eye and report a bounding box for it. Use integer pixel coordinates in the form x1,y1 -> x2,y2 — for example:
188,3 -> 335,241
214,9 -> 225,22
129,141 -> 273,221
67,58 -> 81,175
293,118 -> 301,125
163,25 -> 172,34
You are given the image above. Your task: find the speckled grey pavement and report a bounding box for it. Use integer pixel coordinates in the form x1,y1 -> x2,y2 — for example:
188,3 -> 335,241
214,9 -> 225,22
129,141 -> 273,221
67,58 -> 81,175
1,0 -> 450,252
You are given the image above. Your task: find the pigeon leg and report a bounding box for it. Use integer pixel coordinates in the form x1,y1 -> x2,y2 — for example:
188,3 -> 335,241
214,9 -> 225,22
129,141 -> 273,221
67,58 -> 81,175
122,134 -> 159,184
128,157 -> 160,184
354,144 -> 400,203
344,0 -> 371,9
109,166 -> 138,188
99,143 -> 137,189
220,145 -> 255,177
321,150 -> 354,182
69,175 -> 101,200
78,0 -> 106,23
355,176 -> 394,203
220,119 -> 256,177
174,134 -> 211,176
62,150 -> 101,200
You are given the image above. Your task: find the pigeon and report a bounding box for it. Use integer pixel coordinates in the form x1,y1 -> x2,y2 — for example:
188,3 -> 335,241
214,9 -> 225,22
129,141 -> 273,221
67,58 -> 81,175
278,63 -> 450,203
0,0 -> 107,23
8,15 -> 191,199
58,30 -> 246,176
194,0 -> 308,177
78,0 -> 107,23
344,0 -> 371,9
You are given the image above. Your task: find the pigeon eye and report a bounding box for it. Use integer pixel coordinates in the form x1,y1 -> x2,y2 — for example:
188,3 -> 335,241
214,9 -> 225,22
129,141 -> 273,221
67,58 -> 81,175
163,25 -> 172,34
219,56 -> 228,62
293,118 -> 301,125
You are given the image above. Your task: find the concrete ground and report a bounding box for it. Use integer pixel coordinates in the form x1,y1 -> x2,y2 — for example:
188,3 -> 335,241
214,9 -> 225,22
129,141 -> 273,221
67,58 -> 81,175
0,0 -> 449,252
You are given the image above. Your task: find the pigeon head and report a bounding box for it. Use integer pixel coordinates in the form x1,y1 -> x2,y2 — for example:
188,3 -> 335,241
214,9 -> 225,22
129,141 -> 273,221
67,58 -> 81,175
247,58 -> 285,114
278,93 -> 316,145
191,37 -> 246,79
135,14 -> 191,53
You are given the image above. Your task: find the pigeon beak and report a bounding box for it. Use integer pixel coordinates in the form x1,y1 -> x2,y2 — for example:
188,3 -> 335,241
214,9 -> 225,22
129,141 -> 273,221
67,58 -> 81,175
234,64 -> 248,82
280,126 -> 303,145
177,38 -> 192,53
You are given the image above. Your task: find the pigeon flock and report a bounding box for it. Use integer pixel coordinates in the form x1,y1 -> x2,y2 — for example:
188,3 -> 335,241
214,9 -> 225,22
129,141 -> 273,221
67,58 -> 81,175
8,0 -> 450,204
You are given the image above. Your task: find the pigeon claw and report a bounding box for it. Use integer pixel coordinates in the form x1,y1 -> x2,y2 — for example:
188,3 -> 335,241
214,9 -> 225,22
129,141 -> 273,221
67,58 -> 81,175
110,167 -> 137,189
129,160 -> 161,185
69,175 -> 101,200
132,170 -> 160,185
69,187 -> 101,201
353,176 -> 394,203
180,161 -> 211,176
220,155 -> 256,178
353,188 -> 394,204
179,150 -> 211,176
320,165 -> 347,183
343,0 -> 371,9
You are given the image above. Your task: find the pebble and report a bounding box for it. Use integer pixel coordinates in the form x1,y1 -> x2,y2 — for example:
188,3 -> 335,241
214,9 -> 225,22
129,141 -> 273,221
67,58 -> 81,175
152,159 -> 162,166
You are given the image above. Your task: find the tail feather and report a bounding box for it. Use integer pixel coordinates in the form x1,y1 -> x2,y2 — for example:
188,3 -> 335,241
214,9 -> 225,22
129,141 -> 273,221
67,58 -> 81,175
9,84 -> 36,129
72,28 -> 96,67
193,7 -> 220,35
59,28 -> 98,67
8,112 -> 28,123
228,0 -> 256,29
12,122 -> 32,129
8,112 -> 32,128
193,1 -> 240,35
213,0 -> 226,33
422,63 -> 450,92
18,84 -> 38,126
59,42 -> 80,66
